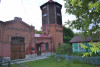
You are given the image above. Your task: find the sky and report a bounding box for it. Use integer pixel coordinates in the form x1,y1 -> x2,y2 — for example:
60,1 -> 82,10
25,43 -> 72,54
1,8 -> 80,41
0,0 -> 79,33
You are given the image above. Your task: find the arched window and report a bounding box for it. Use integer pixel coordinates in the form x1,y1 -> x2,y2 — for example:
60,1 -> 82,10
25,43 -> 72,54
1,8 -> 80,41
45,43 -> 49,51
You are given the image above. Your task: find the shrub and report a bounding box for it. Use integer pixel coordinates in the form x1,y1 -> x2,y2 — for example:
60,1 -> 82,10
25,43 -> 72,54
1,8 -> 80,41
56,43 -> 72,55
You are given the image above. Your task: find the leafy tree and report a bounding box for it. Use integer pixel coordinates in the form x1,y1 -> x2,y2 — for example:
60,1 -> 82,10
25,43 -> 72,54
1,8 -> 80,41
63,26 -> 74,43
64,0 -> 100,36
74,32 -> 82,36
35,29 -> 42,34
81,42 -> 100,57
64,0 -> 100,57
68,0 -> 100,12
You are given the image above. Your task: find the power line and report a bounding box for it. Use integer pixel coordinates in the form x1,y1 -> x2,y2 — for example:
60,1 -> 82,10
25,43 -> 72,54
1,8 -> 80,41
20,0 -> 32,25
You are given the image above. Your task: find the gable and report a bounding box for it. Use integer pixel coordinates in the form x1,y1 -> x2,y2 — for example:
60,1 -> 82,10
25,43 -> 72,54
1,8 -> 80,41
4,18 -> 33,32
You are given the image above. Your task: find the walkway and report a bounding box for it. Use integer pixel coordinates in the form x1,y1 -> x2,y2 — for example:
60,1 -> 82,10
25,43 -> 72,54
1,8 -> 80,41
12,56 -> 49,63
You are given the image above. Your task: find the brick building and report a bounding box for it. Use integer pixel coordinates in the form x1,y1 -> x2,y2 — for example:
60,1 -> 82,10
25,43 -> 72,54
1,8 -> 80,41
0,0 -> 63,60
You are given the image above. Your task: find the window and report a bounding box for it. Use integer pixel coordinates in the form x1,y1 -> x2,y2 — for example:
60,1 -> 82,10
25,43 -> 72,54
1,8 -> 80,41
43,6 -> 46,9
56,5 -> 60,8
43,14 -> 47,17
11,37 -> 24,44
57,13 -> 60,16
45,43 -> 49,51
78,43 -> 84,52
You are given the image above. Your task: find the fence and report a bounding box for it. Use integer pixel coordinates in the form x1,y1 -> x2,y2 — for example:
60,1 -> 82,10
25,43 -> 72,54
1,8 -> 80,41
55,54 -> 100,65
0,57 -> 28,67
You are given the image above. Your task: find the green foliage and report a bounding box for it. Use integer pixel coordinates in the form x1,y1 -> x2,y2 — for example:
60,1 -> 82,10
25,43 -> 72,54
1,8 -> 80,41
71,52 -> 83,56
88,1 -> 100,12
63,26 -> 74,43
80,43 -> 88,49
89,42 -> 100,53
35,29 -> 42,34
69,0 -> 82,7
81,42 -> 100,57
73,59 -> 81,64
64,0 -> 100,37
68,0 -> 100,12
74,32 -> 82,36
56,43 -> 72,55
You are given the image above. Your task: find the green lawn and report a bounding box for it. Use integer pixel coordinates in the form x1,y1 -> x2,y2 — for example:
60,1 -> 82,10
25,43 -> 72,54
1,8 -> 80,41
11,56 -> 100,67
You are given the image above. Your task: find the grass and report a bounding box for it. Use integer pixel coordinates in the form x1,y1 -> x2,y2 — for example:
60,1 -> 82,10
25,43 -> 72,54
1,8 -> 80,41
10,56 -> 100,67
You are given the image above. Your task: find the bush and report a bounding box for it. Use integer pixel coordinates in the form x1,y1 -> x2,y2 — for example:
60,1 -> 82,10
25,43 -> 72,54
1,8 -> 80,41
73,59 -> 81,64
71,52 -> 83,56
56,43 -> 72,55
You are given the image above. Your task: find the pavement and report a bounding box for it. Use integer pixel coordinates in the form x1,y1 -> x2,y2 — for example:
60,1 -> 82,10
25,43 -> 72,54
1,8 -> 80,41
11,56 -> 49,63
1,56 -> 50,66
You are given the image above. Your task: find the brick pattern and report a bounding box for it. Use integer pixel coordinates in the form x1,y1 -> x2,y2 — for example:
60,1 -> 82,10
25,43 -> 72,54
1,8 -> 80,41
0,18 -> 35,57
46,24 -> 63,51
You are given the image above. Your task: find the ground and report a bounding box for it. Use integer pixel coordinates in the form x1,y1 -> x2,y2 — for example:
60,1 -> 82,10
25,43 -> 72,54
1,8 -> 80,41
10,56 -> 100,67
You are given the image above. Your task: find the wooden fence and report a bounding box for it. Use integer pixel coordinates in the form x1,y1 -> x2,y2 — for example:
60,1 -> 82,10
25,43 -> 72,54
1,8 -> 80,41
55,54 -> 100,65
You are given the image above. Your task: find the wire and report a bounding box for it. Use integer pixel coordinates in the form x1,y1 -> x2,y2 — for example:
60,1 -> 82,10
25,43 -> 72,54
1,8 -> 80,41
20,0 -> 32,25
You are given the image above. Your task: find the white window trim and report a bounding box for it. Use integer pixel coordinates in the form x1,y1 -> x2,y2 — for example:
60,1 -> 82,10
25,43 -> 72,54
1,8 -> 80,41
72,46 -> 74,52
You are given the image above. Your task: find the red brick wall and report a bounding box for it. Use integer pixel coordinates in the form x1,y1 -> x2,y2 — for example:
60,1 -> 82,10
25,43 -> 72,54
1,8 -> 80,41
35,37 -> 52,53
0,19 -> 35,57
46,24 -> 63,51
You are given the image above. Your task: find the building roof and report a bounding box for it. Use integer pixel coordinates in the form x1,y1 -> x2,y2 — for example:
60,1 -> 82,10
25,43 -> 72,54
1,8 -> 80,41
0,17 -> 34,30
40,0 -> 62,10
70,35 -> 99,43
35,34 -> 51,38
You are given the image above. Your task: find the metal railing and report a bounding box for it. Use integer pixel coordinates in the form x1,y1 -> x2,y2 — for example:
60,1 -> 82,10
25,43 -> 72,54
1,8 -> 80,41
55,54 -> 100,65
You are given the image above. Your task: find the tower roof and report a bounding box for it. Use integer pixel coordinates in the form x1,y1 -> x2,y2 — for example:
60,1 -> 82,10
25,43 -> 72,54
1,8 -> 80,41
40,0 -> 62,10
48,0 -> 53,2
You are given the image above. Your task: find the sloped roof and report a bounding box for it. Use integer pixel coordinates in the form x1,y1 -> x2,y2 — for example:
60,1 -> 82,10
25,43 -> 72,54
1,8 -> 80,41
35,34 -> 51,38
70,35 -> 99,43
40,0 -> 62,10
0,17 -> 34,30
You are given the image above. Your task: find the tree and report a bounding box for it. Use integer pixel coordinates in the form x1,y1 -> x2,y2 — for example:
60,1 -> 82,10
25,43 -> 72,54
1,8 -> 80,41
35,29 -> 42,34
63,26 -> 74,43
81,42 -> 100,57
67,0 -> 100,12
64,0 -> 100,56
64,0 -> 100,37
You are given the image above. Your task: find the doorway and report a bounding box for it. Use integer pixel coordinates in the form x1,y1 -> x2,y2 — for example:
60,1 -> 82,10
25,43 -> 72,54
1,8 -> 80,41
37,44 -> 41,56
10,37 -> 25,60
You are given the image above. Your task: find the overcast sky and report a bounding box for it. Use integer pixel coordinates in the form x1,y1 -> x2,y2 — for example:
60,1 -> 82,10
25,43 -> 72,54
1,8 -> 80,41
0,0 -> 79,32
